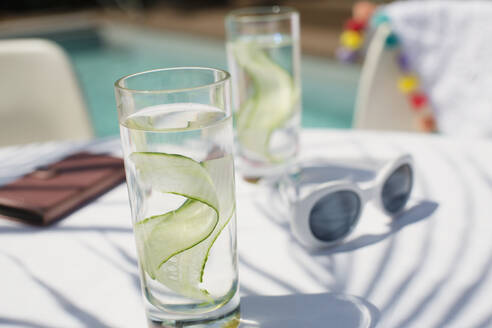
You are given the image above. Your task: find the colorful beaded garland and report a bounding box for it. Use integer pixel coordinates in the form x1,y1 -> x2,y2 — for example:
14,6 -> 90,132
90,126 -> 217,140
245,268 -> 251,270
337,4 -> 437,133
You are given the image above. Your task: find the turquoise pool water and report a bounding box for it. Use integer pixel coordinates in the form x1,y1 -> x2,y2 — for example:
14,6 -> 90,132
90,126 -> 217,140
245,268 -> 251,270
25,23 -> 360,137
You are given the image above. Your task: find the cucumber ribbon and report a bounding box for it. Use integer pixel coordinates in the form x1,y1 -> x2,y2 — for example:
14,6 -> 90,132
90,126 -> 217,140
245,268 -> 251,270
232,41 -> 299,162
131,152 -> 235,301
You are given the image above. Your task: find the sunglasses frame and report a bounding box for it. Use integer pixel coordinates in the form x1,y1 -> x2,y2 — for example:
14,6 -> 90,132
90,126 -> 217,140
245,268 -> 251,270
291,154 -> 414,248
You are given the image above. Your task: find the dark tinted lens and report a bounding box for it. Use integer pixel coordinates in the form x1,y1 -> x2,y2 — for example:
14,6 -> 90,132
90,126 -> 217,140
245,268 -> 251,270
382,164 -> 413,213
309,190 -> 361,242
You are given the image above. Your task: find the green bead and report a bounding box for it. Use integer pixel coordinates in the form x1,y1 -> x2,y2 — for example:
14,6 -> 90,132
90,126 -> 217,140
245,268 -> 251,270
370,12 -> 390,28
385,33 -> 399,48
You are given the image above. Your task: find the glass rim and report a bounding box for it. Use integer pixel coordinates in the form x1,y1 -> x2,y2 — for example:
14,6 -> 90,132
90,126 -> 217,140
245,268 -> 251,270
226,6 -> 298,23
114,66 -> 231,94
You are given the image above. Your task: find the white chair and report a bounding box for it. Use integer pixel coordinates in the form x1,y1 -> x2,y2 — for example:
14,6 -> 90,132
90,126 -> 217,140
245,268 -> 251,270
353,24 -> 418,132
0,39 -> 93,146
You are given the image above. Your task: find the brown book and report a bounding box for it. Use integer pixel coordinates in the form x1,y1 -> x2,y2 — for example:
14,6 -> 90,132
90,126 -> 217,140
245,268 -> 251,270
0,152 -> 126,226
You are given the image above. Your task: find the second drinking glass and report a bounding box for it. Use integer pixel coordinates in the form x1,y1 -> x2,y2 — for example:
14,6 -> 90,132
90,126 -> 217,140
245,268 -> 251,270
225,6 -> 302,181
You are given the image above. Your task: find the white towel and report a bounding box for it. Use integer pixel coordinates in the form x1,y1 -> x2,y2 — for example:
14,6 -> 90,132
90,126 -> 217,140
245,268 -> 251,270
384,1 -> 492,137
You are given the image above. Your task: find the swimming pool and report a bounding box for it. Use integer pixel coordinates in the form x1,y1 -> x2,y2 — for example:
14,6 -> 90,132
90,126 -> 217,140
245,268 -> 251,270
4,21 -> 360,137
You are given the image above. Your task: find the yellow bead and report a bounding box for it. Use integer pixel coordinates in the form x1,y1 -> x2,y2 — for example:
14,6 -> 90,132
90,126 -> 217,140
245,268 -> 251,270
398,75 -> 419,94
340,30 -> 363,50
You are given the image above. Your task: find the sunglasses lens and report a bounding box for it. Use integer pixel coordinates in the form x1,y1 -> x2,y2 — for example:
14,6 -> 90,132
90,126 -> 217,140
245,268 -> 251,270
382,164 -> 413,213
309,190 -> 361,242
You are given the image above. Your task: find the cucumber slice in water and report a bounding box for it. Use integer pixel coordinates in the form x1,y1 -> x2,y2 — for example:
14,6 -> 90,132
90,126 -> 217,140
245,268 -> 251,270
136,200 -> 218,280
131,152 -> 235,301
232,41 -> 298,161
130,152 -> 219,211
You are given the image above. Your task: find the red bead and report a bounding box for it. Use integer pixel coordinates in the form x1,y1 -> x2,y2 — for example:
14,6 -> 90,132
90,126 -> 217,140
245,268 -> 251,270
345,19 -> 366,32
410,92 -> 427,110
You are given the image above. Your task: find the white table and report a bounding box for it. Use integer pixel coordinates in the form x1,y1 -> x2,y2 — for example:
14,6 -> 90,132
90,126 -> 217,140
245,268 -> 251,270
1,130 -> 491,328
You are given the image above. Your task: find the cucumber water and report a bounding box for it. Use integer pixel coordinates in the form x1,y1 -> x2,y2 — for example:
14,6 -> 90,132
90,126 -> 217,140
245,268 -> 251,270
227,34 -> 301,178
120,104 -> 238,314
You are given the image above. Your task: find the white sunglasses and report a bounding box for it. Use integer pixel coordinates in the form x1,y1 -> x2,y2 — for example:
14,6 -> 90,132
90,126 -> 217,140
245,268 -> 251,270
288,154 -> 414,249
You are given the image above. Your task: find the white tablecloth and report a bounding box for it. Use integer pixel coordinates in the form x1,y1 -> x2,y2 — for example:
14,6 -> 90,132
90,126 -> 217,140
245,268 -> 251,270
1,129 -> 491,328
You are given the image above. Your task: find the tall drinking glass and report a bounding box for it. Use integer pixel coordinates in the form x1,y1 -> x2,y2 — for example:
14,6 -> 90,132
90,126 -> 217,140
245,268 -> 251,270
114,67 -> 239,327
225,6 -> 301,181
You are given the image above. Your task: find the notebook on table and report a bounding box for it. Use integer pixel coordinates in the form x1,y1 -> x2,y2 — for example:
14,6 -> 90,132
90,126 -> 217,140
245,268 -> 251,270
0,152 -> 126,226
